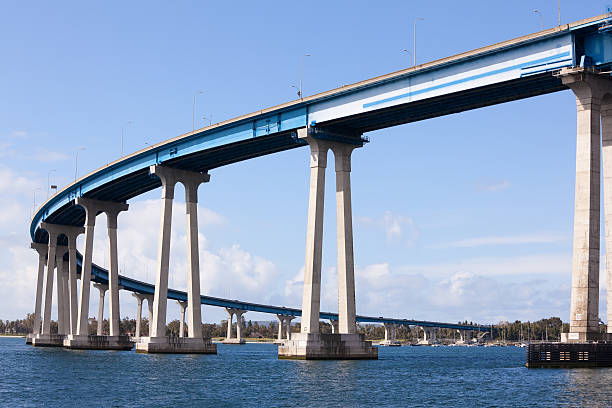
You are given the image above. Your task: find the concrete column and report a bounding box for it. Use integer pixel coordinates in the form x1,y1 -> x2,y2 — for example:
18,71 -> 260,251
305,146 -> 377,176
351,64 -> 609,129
146,296 -> 154,334
55,251 -> 66,335
177,301 -> 187,338
149,165 -> 177,338
225,308 -> 233,340
331,144 -> 357,334
105,206 -> 128,337
65,229 -> 83,335
42,230 -> 58,334
132,293 -> 144,337
602,95 -> 612,334
562,71 -> 603,338
275,314 -> 284,340
330,319 -> 339,334
75,197 -> 97,336
30,243 -> 47,335
235,310 -> 244,341
300,132 -> 329,334
183,173 -> 209,339
94,283 -> 107,335
61,260 -> 70,335
284,316 -> 295,340
384,324 -> 391,341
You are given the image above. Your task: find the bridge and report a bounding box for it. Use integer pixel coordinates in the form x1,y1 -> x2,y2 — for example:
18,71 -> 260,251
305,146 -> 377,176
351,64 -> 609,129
26,13 -> 612,358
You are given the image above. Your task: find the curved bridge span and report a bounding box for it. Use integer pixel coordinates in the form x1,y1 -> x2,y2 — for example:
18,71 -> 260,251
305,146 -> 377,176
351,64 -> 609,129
27,14 -> 612,355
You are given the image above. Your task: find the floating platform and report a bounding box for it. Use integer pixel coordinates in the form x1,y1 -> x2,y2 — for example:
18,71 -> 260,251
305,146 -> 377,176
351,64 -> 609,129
526,342 -> 612,368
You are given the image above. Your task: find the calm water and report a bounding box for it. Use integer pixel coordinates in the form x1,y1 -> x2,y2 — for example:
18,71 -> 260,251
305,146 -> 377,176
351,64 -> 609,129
1,338 -> 611,407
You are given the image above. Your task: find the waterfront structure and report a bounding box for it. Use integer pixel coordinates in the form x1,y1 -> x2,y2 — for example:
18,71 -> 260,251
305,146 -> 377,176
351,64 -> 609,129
27,14 -> 612,358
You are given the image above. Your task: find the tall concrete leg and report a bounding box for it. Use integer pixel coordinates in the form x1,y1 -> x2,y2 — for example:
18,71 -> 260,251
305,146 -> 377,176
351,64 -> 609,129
560,70 -> 606,342
30,243 -> 47,337
76,199 -> 97,337
135,166 -> 215,354
278,129 -> 376,360
285,316 -> 295,340
66,229 -> 83,335
177,301 -> 187,338
42,232 -> 57,335
61,260 -> 70,335
184,177 -> 209,339
300,135 -> 328,334
94,283 -> 107,335
225,308 -> 233,341
56,253 -> 66,335
133,293 -> 143,338
332,144 -> 357,334
330,319 -> 339,334
276,315 -> 283,341
602,96 -> 612,335
147,296 -> 154,333
235,311 -> 244,342
106,207 -> 128,337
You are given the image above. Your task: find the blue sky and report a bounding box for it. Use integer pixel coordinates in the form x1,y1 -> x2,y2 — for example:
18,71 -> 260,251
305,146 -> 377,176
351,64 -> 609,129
1,1 -> 611,325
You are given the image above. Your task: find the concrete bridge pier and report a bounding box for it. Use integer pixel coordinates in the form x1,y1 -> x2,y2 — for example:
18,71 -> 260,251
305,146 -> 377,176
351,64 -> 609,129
136,165 -> 216,354
32,228 -> 64,347
93,283 -> 107,335
177,300 -> 187,338
132,293 -> 146,338
223,308 -> 246,344
329,319 -> 339,334
63,198 -> 133,350
279,128 -> 377,359
558,68 -> 612,343
27,242 -> 47,344
380,323 -> 400,346
417,327 -> 437,345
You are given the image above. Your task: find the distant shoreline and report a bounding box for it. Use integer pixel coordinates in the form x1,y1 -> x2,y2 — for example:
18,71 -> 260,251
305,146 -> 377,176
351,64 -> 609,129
0,335 -> 25,338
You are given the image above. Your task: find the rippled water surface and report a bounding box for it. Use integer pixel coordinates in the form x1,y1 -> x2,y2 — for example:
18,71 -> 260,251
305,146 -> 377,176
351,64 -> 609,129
2,337 -> 612,407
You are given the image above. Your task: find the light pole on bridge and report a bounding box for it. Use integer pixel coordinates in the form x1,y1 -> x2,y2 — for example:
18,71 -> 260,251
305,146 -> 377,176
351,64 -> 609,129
74,146 -> 86,182
533,9 -> 543,31
120,120 -> 132,157
47,169 -> 56,199
193,90 -> 204,133
299,53 -> 311,100
413,17 -> 424,67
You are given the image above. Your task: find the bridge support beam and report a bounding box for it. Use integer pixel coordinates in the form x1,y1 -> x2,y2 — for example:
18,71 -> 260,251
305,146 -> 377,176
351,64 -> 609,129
132,293 -> 147,338
279,128 -> 377,360
93,283 -> 107,335
380,323 -> 400,346
330,319 -> 339,334
177,301 -> 187,338
559,68 -> 612,343
27,243 -> 47,344
223,308 -> 246,344
63,198 -> 132,351
136,165 -> 216,354
32,228 -> 64,347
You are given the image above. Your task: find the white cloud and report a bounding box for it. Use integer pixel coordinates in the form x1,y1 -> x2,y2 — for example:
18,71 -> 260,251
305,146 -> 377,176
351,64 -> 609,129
476,180 -> 511,192
356,210 -> 419,246
432,233 -> 568,249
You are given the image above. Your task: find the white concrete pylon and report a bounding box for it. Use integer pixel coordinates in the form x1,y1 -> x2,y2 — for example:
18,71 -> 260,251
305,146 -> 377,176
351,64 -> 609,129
284,316 -> 295,340
560,69 -> 610,340
30,243 -> 47,335
225,308 -> 233,340
105,206 -> 128,337
177,301 -> 187,338
300,131 -> 329,334
329,319 -> 339,334
42,229 -> 58,335
146,295 -> 154,334
234,310 -> 245,341
148,165 -> 209,339
93,283 -> 108,335
275,314 -> 284,340
331,143 -> 358,334
61,260 -> 70,335
132,293 -> 146,337
602,93 -> 612,334
55,250 -> 67,335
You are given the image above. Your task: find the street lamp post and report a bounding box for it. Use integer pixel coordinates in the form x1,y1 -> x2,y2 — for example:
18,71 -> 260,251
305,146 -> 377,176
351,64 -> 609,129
299,54 -> 311,100
414,18 -> 424,67
47,169 -> 56,199
120,120 -> 133,157
74,147 -> 86,181
193,91 -> 204,133
202,115 -> 212,127
533,9 -> 543,31
402,49 -> 413,66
